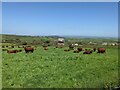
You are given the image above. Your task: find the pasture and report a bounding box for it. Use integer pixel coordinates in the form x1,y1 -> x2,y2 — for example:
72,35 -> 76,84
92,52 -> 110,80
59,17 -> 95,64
2,46 -> 119,88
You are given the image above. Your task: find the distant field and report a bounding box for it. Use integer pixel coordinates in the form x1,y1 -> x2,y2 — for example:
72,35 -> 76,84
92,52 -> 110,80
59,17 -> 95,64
2,46 -> 119,88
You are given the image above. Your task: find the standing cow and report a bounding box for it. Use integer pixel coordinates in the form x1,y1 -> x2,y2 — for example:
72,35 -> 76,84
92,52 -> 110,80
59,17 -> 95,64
77,47 -> 83,51
97,48 -> 105,53
24,47 -> 34,53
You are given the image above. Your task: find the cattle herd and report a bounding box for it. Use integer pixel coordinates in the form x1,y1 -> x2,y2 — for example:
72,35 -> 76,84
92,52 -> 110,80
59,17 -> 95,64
2,45 -> 106,54
65,47 -> 105,54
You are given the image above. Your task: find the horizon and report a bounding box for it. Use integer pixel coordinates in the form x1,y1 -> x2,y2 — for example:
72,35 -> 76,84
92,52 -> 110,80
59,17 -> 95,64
1,33 -> 119,39
2,2 -> 118,38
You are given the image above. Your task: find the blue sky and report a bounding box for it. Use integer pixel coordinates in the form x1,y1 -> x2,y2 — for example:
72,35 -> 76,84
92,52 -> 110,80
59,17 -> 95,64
2,2 -> 118,37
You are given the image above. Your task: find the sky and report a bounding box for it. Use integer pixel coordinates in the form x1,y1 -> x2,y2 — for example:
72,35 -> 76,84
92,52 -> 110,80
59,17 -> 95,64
2,2 -> 118,37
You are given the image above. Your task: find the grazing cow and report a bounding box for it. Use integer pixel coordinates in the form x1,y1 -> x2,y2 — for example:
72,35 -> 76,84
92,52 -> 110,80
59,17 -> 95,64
93,48 -> 96,52
64,49 -> 70,52
97,48 -> 105,53
7,50 -> 22,53
24,47 -> 34,53
83,50 -> 92,54
73,50 -> 80,53
77,47 -> 83,51
7,50 -> 17,53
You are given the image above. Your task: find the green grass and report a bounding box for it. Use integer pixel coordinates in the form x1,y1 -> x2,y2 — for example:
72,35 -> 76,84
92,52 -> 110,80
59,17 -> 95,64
2,46 -> 119,88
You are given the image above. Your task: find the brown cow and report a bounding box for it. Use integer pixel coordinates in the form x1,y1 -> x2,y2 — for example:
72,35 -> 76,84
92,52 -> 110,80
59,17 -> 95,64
7,50 -> 16,53
73,50 -> 80,53
77,47 -> 82,51
97,48 -> 105,53
7,50 -> 21,53
83,50 -> 92,54
24,47 -> 34,53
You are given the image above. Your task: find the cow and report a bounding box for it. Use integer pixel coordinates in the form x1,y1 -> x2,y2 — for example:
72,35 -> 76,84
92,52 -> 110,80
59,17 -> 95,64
24,47 -> 34,53
64,49 -> 70,52
7,50 -> 22,53
83,50 -> 92,54
77,47 -> 83,51
97,48 -> 105,53
73,50 -> 80,53
7,50 -> 17,53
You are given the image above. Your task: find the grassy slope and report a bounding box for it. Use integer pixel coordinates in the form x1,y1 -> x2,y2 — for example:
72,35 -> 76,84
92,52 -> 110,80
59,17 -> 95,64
1,34 -> 118,45
2,46 -> 118,88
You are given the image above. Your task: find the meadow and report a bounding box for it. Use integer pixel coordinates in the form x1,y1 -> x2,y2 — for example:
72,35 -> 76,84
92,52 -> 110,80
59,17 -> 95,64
2,45 -> 119,88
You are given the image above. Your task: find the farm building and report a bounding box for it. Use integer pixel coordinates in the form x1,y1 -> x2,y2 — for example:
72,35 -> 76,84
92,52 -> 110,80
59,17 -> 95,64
102,42 -> 108,46
57,38 -> 65,47
88,42 -> 97,45
109,43 -> 118,46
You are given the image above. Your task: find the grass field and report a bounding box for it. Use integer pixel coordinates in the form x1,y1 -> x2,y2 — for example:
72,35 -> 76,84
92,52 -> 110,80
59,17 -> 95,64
2,46 -> 119,88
